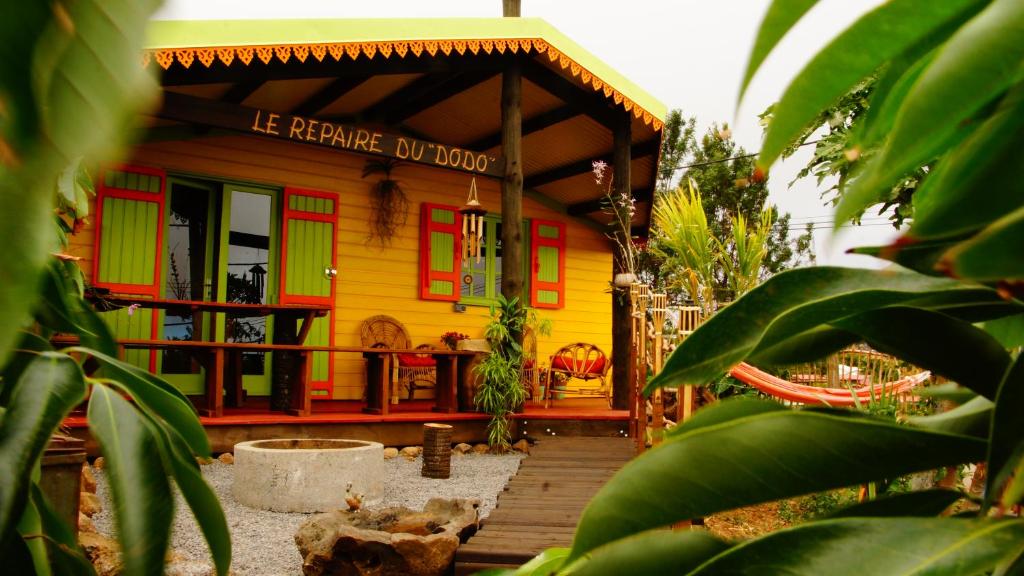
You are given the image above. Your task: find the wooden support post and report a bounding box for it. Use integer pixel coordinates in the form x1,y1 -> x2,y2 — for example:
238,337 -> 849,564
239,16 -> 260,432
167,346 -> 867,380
500,54 -> 524,304
422,423 -> 454,479
634,284 -> 650,450
611,110 -> 632,410
502,0 -> 521,17
650,294 -> 667,445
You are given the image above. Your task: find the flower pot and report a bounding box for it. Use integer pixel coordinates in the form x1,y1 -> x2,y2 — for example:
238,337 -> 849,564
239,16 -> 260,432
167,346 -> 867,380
40,434 -> 86,532
613,272 -> 637,288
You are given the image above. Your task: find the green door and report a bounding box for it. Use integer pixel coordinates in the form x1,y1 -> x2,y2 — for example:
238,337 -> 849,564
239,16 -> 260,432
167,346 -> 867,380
280,188 -> 337,398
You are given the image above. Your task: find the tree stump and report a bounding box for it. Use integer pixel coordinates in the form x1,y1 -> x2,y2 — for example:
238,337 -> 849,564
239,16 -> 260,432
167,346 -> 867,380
422,423 -> 453,479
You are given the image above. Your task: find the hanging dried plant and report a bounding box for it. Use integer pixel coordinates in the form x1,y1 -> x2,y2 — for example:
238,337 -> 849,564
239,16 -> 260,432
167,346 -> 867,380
362,158 -> 409,246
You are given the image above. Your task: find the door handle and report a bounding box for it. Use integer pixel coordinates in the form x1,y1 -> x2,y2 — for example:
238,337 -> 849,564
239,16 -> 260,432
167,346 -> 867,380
324,266 -> 338,279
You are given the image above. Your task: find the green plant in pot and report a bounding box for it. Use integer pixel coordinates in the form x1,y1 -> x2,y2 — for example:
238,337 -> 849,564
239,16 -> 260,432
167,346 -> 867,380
474,295 -> 550,452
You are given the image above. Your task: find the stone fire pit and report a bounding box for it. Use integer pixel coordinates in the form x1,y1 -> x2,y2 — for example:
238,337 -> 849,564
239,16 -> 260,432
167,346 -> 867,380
295,498 -> 480,576
233,439 -> 384,513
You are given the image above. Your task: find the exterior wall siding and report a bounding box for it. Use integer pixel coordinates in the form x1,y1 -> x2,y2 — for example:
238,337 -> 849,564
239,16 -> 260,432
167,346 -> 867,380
72,134 -> 613,399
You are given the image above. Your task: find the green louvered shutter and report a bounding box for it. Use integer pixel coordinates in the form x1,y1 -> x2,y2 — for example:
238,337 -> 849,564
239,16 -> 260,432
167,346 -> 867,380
529,219 -> 566,309
420,203 -> 462,301
281,188 -> 338,398
93,166 -> 166,369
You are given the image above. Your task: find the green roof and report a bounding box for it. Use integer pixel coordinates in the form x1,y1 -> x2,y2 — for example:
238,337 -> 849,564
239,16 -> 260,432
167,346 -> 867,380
145,17 -> 666,123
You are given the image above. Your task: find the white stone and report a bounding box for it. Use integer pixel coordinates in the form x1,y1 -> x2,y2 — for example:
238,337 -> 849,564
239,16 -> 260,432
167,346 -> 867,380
232,439 -> 384,513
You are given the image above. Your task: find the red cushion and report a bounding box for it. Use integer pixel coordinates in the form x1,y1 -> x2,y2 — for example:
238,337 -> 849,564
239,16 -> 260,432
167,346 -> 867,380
524,358 -> 536,370
397,354 -> 437,367
551,354 -> 605,375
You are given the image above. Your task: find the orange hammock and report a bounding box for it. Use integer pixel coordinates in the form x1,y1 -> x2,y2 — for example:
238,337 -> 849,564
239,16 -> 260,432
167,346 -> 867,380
728,362 -> 931,406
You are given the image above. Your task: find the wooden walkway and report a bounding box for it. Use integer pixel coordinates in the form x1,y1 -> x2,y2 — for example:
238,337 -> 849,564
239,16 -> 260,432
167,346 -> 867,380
454,436 -> 636,575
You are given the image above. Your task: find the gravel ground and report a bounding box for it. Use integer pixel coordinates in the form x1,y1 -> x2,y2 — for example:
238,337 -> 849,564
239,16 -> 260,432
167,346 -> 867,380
92,451 -> 524,576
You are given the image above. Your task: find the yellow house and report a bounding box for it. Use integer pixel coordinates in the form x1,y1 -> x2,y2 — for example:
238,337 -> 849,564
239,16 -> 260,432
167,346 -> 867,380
68,17 -> 665,425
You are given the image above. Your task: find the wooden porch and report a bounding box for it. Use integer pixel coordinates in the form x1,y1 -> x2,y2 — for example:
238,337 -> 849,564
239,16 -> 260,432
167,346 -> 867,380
63,398 -> 629,454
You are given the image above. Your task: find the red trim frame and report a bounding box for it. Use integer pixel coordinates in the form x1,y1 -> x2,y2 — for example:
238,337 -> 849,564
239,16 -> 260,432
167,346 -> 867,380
529,219 -> 566,309
93,165 -> 166,370
419,202 -> 463,302
280,187 -> 338,398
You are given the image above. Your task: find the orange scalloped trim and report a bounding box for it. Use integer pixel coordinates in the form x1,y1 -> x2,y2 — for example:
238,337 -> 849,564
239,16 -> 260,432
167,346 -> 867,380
141,39 -> 664,130
196,48 -> 215,67
274,45 -> 291,64
175,49 -> 195,68
216,48 -> 235,66
237,47 -> 254,65
255,46 -> 273,65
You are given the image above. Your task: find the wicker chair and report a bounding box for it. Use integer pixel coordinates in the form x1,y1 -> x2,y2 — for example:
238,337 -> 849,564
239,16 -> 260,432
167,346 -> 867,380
359,315 -> 411,404
397,344 -> 438,400
521,328 -> 539,400
544,342 -> 611,408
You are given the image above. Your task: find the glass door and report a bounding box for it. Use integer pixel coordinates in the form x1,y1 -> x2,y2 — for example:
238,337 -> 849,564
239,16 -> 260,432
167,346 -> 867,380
215,185 -> 277,397
158,179 -> 217,394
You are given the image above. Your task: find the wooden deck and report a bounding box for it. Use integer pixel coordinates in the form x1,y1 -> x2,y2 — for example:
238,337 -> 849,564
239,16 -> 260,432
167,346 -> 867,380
455,436 -> 635,575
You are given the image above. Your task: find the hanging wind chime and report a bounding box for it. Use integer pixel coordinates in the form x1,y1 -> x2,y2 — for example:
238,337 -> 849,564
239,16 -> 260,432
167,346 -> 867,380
459,177 -> 487,263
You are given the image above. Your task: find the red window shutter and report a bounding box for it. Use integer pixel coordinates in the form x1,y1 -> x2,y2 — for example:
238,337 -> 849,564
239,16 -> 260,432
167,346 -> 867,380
419,203 -> 462,301
529,219 -> 566,309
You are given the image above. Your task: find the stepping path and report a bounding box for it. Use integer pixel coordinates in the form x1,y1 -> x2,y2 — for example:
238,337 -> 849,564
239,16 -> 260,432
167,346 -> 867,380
454,436 -> 636,575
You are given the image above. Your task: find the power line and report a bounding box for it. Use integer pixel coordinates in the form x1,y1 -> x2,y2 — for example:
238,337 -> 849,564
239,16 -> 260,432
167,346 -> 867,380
669,139 -> 822,172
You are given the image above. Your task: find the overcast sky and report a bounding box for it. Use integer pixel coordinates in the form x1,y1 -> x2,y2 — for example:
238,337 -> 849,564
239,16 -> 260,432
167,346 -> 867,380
154,0 -> 897,266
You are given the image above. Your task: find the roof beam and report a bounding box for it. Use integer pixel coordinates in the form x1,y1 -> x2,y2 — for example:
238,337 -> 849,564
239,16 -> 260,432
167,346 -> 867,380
221,79 -> 265,104
567,187 -> 653,216
520,58 -> 618,129
291,76 -> 369,117
523,138 -> 660,189
160,52 -> 505,86
361,69 -> 499,124
466,104 -> 580,151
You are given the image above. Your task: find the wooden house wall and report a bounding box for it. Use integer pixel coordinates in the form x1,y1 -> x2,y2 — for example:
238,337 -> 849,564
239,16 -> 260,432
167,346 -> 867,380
70,134 -> 613,400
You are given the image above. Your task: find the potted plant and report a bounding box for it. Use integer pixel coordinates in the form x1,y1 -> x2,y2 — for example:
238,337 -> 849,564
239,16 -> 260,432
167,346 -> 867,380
440,331 -> 469,351
593,160 -> 639,288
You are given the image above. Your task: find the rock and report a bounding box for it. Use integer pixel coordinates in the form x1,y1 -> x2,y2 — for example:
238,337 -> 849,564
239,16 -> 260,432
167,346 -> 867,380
452,443 -> 472,455
217,452 -> 234,465
92,457 -> 105,470
400,446 -> 421,460
512,439 -> 530,454
80,491 -> 102,517
472,443 -> 490,455
79,512 -> 96,533
81,463 -> 97,493
295,498 -> 480,576
383,447 -> 400,460
80,530 -> 120,576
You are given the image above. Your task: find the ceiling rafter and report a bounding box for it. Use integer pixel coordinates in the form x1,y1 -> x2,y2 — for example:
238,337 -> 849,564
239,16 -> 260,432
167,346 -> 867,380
523,138 -> 660,189
466,104 -> 580,151
360,69 -> 500,124
520,58 -> 618,129
291,76 -> 370,117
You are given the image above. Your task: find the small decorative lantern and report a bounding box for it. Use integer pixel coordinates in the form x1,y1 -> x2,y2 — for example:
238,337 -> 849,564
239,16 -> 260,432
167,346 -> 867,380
460,177 -> 487,263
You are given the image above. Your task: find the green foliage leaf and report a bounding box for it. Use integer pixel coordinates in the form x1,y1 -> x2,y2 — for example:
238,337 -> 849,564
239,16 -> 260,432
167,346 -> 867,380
669,397 -> 786,437
512,547 -> 569,575
30,483 -> 97,576
829,306 -> 1011,399
756,0 -> 986,170
981,315 -> 1024,348
688,518 -> 1024,575
915,382 -> 977,404
909,396 -> 993,438
941,205 -> 1024,282
568,408 -> 986,560
0,353 -> 86,548
69,347 -> 210,457
986,353 -> 1024,509
848,237 -> 964,277
156,428 -> 231,576
836,0 -> 1024,224
826,489 -> 963,519
649,266 -> 967,391
739,0 -> 819,103
0,332 -> 53,406
748,326 -> 860,366
88,385 -> 174,576
565,530 -> 728,576
910,84 -> 1024,240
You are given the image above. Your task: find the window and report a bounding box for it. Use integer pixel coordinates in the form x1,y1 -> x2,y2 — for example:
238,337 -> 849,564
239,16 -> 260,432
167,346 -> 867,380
460,217 -> 530,305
